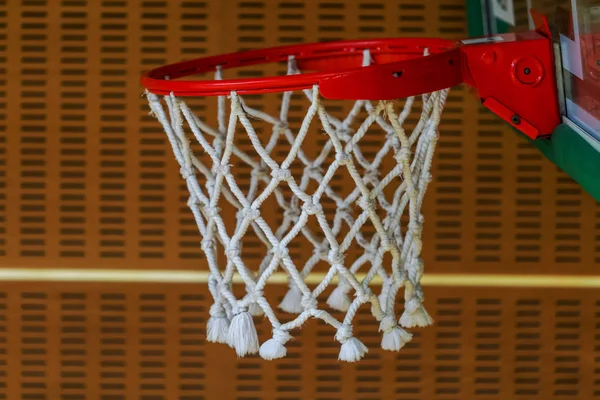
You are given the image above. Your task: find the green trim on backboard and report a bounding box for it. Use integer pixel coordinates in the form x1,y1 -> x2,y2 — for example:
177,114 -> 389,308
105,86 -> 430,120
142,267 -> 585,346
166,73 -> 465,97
520,124 -> 600,202
467,0 -> 486,37
466,0 -> 513,36
466,1 -> 599,202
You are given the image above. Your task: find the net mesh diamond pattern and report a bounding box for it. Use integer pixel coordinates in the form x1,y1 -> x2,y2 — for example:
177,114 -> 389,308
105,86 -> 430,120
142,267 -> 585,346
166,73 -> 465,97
146,54 -> 449,362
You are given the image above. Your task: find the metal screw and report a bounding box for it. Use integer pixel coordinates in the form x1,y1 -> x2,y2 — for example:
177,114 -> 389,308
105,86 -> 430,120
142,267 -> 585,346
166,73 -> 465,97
511,115 -> 521,125
524,68 -> 531,75
597,60 -> 600,67
392,70 -> 403,78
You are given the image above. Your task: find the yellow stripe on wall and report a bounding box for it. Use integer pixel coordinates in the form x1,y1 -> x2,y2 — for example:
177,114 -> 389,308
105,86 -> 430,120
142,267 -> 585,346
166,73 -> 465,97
0,269 -> 599,288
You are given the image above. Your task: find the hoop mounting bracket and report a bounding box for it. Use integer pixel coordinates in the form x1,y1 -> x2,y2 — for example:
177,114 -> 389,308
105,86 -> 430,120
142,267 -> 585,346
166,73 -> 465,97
460,27 -> 561,139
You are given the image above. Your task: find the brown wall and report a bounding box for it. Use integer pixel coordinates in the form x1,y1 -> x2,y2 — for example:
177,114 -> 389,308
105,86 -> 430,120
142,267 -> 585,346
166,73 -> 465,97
0,0 -> 598,399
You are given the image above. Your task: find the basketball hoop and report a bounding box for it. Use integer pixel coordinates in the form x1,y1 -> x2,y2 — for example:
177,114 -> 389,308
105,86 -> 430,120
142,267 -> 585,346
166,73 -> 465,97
141,34 -> 560,361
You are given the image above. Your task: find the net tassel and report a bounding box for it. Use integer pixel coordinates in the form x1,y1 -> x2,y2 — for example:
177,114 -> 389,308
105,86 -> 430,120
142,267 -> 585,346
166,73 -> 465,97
259,328 -> 292,360
226,309 -> 260,357
279,282 -> 303,314
336,325 -> 368,362
206,303 -> 230,344
326,277 -> 352,312
379,315 -> 412,351
400,297 -> 434,328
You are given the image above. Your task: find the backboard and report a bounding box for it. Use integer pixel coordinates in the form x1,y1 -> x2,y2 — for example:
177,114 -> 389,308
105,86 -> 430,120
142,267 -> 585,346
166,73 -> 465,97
470,0 -> 600,141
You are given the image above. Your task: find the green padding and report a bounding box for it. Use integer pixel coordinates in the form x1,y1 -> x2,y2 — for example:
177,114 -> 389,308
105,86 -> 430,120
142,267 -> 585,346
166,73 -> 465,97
526,124 -> 600,202
466,0 -> 486,37
466,0 -> 512,37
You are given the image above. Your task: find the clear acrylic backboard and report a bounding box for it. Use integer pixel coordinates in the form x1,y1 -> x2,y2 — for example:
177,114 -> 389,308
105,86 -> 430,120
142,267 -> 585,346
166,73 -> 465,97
475,0 -> 600,140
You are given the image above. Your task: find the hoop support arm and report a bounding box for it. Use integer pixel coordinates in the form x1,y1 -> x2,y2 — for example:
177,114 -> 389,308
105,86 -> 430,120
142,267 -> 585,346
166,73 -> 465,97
459,25 -> 561,139
141,31 -> 561,140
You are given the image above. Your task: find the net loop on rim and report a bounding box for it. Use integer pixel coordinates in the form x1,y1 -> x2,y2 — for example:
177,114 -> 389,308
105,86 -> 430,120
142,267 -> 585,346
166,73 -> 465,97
145,44 -> 450,362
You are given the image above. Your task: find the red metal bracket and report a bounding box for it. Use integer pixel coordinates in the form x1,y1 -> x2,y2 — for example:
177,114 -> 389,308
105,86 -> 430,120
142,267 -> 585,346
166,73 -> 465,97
459,26 -> 561,139
142,22 -> 562,140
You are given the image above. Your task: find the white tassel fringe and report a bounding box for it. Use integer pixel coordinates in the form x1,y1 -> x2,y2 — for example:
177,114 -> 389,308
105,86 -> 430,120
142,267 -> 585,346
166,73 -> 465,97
226,311 -> 260,357
326,286 -> 351,312
259,329 -> 292,360
206,303 -> 230,344
338,337 -> 368,362
279,284 -> 303,313
381,326 -> 412,351
206,315 -> 230,344
336,325 -> 368,362
400,300 -> 434,328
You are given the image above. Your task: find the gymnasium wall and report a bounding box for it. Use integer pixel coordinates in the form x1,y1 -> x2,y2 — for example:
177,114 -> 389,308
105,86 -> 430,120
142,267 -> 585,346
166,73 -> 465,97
0,0 -> 598,399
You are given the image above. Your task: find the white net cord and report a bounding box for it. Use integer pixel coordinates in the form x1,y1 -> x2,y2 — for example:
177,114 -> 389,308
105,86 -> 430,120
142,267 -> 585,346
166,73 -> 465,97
146,52 -> 449,362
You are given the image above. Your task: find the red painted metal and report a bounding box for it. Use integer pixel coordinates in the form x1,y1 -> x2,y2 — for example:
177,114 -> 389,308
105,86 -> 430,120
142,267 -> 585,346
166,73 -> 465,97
141,30 -> 562,139
460,30 -> 561,139
140,38 -> 459,98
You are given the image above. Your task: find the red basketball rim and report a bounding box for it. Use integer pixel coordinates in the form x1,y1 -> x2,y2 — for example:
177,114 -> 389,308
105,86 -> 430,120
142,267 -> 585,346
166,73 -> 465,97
140,38 -> 463,100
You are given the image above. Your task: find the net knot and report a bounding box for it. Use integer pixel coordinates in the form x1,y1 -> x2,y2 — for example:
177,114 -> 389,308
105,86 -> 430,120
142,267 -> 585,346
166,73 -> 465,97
217,280 -> 230,294
357,196 -> 377,212
248,290 -> 264,303
335,325 -> 354,344
397,147 -> 411,163
276,121 -> 288,130
300,294 -> 317,310
357,290 -> 372,304
241,206 -> 260,221
302,199 -> 322,216
408,221 -> 423,236
386,130 -> 400,143
226,239 -> 241,259
180,166 -> 195,180
213,134 -> 225,146
209,303 -> 227,318
328,249 -> 344,265
271,243 -> 289,259
187,196 -> 199,209
213,163 -> 230,176
272,328 -> 291,344
404,298 -> 422,315
259,328 -> 292,360
380,236 -> 395,252
205,206 -> 221,219
231,305 -> 247,316
201,238 -> 215,252
335,151 -> 352,166
271,168 -> 291,181
363,169 -> 380,185
379,314 -> 397,333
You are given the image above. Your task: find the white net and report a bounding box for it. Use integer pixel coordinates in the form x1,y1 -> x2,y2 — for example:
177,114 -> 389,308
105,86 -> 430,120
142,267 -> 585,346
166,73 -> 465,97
146,52 -> 449,362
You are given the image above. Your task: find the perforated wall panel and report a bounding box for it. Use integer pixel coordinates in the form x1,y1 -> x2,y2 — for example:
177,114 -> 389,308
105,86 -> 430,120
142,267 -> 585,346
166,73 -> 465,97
1,1 -> 600,399
0,283 -> 599,399
1,0 -> 598,274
